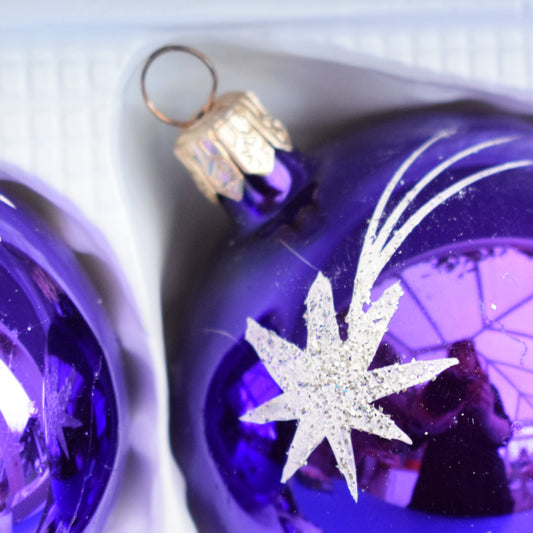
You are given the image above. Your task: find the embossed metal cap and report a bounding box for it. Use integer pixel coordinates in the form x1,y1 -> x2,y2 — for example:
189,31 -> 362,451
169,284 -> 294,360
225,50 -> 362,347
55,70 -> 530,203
174,91 -> 292,203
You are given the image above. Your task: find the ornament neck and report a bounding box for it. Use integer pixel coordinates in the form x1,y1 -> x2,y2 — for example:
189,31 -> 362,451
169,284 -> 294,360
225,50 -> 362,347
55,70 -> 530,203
219,148 -> 313,234
141,45 -> 314,234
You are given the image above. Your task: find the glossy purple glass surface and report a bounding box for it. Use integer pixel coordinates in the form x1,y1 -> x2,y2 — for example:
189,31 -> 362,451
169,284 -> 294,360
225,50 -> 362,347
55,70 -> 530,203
0,188 -> 120,532
174,108 -> 533,533
221,149 -> 314,233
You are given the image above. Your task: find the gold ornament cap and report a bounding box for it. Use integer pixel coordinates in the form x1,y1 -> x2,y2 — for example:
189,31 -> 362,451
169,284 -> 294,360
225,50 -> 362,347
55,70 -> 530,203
175,91 -> 292,203
141,46 -> 293,203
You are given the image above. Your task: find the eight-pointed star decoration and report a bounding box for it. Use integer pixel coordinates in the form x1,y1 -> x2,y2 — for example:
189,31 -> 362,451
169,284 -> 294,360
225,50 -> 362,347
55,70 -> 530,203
242,273 -> 457,501
240,130 -> 533,503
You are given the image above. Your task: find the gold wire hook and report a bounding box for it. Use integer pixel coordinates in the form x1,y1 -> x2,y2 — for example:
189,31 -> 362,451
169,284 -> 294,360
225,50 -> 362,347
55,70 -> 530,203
140,45 -> 218,128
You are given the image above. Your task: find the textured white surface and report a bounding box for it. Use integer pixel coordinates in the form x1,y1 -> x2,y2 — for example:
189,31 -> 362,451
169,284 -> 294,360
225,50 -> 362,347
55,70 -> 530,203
2,10 -> 533,532
0,46 -> 127,219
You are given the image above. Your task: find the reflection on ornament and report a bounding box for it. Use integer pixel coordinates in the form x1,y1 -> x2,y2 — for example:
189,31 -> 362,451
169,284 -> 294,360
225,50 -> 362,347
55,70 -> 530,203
0,186 -> 121,532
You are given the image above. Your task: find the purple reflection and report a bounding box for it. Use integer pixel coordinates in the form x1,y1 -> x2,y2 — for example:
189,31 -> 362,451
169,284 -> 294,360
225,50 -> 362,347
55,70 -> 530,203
205,340 -> 296,510
355,244 -> 533,515
409,340 -> 513,516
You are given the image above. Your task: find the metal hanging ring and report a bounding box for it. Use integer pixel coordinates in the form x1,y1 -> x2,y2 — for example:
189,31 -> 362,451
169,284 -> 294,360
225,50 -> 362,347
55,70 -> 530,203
141,45 -> 218,128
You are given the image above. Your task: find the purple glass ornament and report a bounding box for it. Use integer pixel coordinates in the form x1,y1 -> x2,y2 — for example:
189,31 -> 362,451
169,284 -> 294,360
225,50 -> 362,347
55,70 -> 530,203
174,108 -> 533,533
0,184 -> 123,532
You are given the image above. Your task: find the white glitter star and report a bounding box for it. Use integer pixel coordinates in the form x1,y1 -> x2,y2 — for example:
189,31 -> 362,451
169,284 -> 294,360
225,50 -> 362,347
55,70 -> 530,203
44,364 -> 82,459
241,131 -> 533,502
